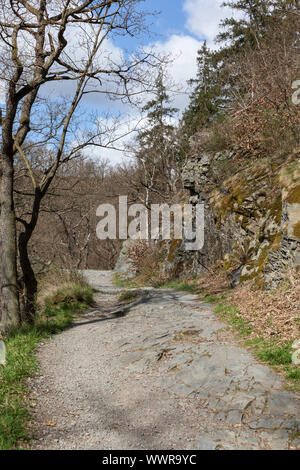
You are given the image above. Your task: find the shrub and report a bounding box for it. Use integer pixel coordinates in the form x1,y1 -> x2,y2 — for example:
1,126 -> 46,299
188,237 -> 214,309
126,241 -> 168,285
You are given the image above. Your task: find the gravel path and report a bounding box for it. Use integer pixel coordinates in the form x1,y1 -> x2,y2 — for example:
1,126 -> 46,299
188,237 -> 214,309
30,270 -> 300,450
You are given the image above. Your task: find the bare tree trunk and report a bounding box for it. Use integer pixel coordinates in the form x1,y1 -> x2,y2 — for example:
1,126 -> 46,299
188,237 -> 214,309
18,191 -> 42,322
0,72 -> 22,330
0,152 -> 20,331
18,233 -> 38,323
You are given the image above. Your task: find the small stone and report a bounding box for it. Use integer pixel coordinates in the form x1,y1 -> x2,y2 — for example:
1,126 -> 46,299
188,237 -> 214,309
216,412 -> 226,421
260,430 -> 290,450
0,340 -> 6,366
267,391 -> 298,415
225,393 -> 255,412
226,410 -> 243,425
249,417 -> 283,430
214,429 -> 237,442
292,349 -> 300,365
281,419 -> 300,431
291,340 -> 300,350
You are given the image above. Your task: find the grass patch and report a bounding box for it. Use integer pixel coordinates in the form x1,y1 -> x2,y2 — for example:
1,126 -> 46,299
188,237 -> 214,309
44,284 -> 94,313
245,337 -> 293,365
284,365 -> 300,382
215,303 -> 253,337
290,430 -> 300,442
203,293 -> 227,303
155,279 -> 199,292
113,273 -> 138,289
0,284 -> 94,450
118,290 -> 141,303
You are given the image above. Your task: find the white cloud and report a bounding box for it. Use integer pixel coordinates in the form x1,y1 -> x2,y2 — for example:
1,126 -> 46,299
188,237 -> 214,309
62,24 -> 125,72
183,0 -> 236,46
85,34 -> 203,165
151,34 -> 203,111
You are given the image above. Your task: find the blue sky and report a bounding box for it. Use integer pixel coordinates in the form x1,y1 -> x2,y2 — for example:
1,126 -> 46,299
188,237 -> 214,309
111,0 -> 236,111
147,0 -> 190,37
113,1 -> 194,51
113,0 -> 228,53
138,0 -> 198,42
113,0 -> 236,50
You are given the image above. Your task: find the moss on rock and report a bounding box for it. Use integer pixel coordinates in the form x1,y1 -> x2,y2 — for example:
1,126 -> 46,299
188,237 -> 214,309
271,232 -> 283,251
286,185 -> 300,204
269,194 -> 282,226
293,222 -> 300,239
167,239 -> 183,263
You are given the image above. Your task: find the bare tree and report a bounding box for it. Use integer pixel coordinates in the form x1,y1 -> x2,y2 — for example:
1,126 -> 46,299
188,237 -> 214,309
32,156 -> 121,271
0,0 -> 160,330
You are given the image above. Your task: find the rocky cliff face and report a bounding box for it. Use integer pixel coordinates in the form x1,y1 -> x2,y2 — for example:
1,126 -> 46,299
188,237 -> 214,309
114,239 -> 138,279
167,150 -> 300,289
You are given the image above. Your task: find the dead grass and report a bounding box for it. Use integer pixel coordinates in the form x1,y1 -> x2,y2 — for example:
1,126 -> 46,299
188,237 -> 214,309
126,241 -> 169,286
229,270 -> 300,344
194,267 -> 299,345
196,268 -> 231,296
37,267 -> 89,307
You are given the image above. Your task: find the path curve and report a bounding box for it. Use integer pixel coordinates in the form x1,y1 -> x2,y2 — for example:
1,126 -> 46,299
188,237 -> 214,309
30,270 -> 300,450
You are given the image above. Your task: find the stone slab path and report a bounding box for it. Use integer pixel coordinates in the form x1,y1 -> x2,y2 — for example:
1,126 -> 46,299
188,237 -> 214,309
30,270 -> 300,450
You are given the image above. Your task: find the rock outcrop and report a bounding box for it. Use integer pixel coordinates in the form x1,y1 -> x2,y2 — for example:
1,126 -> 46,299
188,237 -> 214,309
114,239 -> 138,279
167,149 -> 300,289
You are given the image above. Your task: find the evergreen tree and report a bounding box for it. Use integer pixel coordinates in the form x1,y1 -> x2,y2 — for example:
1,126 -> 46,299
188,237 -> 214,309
138,70 -> 178,148
182,42 -> 224,138
181,0 -> 296,141
215,0 -> 298,55
133,71 -> 181,205
216,0 -> 272,51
